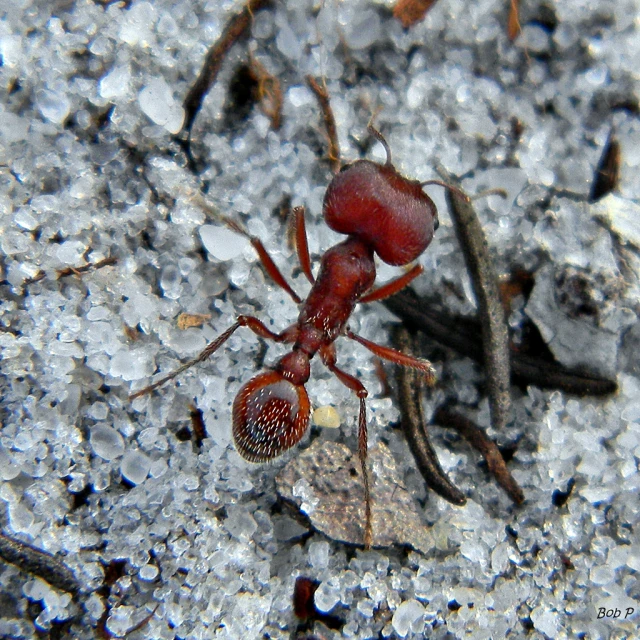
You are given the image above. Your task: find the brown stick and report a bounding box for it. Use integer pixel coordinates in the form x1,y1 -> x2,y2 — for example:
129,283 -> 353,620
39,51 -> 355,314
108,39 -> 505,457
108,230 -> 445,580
56,256 -> 117,279
507,0 -> 522,41
249,54 -> 283,130
182,0 -> 273,135
392,326 -> 467,505
440,174 -> 512,433
589,130 -> 620,203
383,289 -> 618,396
22,270 -> 46,286
22,256 -> 117,289
0,533 -> 81,596
189,404 -> 208,448
434,407 -> 525,504
306,76 -> 341,174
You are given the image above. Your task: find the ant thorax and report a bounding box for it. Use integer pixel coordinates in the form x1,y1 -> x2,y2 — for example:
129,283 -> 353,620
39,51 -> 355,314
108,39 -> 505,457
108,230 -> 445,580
298,237 -> 376,344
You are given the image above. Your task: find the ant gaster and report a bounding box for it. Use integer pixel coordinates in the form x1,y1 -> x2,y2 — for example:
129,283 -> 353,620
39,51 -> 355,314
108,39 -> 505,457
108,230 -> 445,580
131,126 -> 451,547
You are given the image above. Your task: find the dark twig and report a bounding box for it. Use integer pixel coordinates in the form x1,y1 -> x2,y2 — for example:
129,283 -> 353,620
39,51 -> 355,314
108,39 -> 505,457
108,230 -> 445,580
181,0 -> 273,136
249,54 -> 283,130
189,403 -> 208,448
0,532 -> 82,596
440,174 -> 512,432
433,407 -> 525,504
393,327 -> 466,505
507,0 -> 521,41
121,605 -> 159,637
293,576 -> 344,631
384,289 -> 618,396
56,256 -> 117,279
589,130 -> 620,203
306,76 -> 341,173
512,352 -> 618,396
22,257 -> 117,290
392,327 -> 523,505
22,270 -> 46,286
385,292 -> 476,359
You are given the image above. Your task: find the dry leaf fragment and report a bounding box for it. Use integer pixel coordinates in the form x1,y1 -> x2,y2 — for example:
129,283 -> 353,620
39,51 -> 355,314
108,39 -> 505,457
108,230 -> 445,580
177,312 -> 212,330
393,0 -> 439,29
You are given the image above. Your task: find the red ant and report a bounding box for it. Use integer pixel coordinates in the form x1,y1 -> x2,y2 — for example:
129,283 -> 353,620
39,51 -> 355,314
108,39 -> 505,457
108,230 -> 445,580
131,125 -> 453,547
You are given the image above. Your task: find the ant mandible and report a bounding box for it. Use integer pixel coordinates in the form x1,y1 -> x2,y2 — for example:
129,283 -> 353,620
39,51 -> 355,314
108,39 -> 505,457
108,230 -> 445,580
131,125 -> 451,548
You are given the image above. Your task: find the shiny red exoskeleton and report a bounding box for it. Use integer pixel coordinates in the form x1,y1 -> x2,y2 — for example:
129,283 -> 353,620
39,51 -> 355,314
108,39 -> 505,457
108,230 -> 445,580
131,127 -> 440,547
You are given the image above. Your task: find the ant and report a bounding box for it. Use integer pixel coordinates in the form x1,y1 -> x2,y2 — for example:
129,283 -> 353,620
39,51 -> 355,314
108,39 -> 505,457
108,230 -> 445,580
131,124 -> 458,547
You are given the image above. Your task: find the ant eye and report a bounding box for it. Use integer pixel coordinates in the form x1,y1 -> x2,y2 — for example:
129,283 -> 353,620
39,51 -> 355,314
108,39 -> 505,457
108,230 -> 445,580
233,371 -> 311,462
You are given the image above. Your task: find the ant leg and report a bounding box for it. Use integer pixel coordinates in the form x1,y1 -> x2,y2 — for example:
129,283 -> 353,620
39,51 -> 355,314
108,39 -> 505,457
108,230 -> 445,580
293,206 -> 315,284
359,264 -> 423,304
346,330 -> 436,385
130,316 -> 299,400
222,217 -> 302,304
320,345 -> 373,549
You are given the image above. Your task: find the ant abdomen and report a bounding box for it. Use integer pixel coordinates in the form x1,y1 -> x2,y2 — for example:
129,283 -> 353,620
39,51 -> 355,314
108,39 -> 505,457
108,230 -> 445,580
232,371 -> 311,462
323,159 -> 438,266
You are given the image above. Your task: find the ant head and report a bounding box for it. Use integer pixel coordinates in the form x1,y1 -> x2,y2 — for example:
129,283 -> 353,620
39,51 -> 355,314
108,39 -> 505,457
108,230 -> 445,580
323,160 -> 438,266
232,371 -> 311,462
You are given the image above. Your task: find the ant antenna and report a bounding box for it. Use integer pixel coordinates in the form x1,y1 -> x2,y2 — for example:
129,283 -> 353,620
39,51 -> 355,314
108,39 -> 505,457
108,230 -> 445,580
367,122 -> 392,167
420,179 -> 471,202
